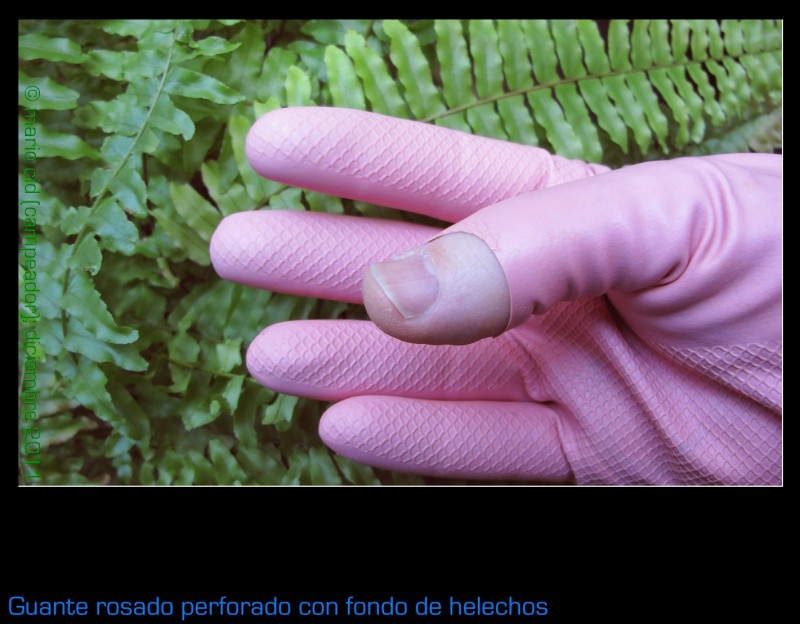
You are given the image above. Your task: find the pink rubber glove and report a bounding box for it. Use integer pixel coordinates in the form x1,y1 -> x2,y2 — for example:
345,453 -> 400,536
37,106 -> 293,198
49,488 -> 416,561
210,108 -> 782,485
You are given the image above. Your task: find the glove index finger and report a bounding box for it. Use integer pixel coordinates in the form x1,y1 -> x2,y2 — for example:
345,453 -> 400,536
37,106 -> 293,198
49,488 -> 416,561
246,107 -> 607,223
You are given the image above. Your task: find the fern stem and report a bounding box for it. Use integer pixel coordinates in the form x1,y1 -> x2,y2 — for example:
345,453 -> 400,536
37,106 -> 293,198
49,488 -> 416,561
59,29 -> 178,337
76,31 -> 178,249
49,31 -> 180,483
420,50 -> 778,123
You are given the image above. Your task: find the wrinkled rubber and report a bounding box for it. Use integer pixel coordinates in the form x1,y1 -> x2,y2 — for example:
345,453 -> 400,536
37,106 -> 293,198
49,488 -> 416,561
211,108 -> 782,484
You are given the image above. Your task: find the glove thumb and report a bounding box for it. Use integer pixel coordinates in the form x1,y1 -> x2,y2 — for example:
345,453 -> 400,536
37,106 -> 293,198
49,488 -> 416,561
363,155 -> 781,347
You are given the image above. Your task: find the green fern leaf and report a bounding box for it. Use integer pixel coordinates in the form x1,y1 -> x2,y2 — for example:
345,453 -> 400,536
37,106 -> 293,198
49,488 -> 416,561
223,22 -> 266,100
207,440 -> 248,484
384,19 -> 445,119
19,19 -> 781,486
19,33 -> 86,64
63,271 -> 139,345
201,162 -> 253,216
385,19 -> 770,162
494,21 -> 540,147
432,20 -> 472,133
67,236 -> 102,276
324,45 -> 366,109
63,320 -> 148,372
165,67 -> 244,104
344,30 -> 407,117
686,62 -> 726,127
256,48 -> 298,104
228,114 -> 276,201
520,21 -> 584,157
88,199 -> 139,254
467,20 -> 508,141
18,69 -> 79,110
285,65 -> 313,107
168,182 -> 222,243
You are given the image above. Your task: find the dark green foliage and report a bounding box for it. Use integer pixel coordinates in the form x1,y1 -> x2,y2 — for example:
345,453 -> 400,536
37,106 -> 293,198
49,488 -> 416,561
18,20 -> 781,485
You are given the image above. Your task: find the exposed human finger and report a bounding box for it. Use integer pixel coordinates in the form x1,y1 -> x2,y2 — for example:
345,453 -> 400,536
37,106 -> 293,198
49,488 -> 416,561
246,320 -> 541,402
364,155 -> 783,348
319,395 -> 573,482
363,231 -> 510,345
246,107 -> 609,223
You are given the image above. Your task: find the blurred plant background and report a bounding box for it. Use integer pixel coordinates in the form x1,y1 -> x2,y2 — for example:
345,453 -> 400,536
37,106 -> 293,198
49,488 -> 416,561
18,19 -> 782,485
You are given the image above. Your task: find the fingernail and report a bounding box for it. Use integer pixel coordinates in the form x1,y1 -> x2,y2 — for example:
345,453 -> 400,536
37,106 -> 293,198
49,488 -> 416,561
370,252 -> 439,319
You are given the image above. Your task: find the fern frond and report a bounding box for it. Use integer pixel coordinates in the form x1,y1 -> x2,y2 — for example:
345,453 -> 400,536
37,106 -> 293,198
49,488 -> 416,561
343,30 -> 407,117
20,19 -> 780,486
322,19 -> 782,166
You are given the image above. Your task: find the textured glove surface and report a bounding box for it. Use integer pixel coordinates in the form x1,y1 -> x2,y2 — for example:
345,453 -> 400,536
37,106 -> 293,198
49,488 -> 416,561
211,108 -> 782,484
